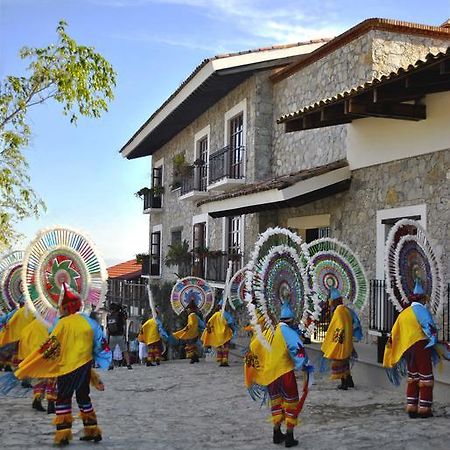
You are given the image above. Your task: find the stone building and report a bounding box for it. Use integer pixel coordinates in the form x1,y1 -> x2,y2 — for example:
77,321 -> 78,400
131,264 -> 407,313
121,18 -> 450,346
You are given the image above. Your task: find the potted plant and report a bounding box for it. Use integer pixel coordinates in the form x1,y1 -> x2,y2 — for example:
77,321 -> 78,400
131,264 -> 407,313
134,187 -> 150,199
149,185 -> 164,196
172,153 -> 192,190
135,253 -> 149,264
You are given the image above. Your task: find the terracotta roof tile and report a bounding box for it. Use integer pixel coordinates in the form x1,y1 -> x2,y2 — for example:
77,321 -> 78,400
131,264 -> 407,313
107,259 -> 142,280
198,159 -> 348,206
277,47 -> 450,123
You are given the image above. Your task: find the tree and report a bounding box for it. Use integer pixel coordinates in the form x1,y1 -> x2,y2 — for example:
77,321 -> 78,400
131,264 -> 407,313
164,240 -> 192,278
0,20 -> 116,251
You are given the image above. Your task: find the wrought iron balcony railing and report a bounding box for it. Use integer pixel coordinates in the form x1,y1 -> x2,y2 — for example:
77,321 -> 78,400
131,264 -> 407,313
209,145 -> 245,184
143,191 -> 162,211
180,165 -> 208,195
205,252 -> 243,283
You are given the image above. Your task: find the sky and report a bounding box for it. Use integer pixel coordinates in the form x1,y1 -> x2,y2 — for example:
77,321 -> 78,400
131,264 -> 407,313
1,0 -> 449,266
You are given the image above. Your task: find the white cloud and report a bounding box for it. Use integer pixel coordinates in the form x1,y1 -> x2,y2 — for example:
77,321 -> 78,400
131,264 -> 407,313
94,0 -> 345,47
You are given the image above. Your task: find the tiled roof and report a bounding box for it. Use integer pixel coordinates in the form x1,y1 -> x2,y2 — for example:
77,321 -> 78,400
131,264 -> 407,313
271,18 -> 450,83
107,259 -> 142,280
277,47 -> 450,124
198,159 -> 348,206
119,38 -> 330,154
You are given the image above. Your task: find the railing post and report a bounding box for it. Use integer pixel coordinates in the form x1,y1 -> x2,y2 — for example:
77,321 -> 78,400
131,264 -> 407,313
193,165 -> 201,191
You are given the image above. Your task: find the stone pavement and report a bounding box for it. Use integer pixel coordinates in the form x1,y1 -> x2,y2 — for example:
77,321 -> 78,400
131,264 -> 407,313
1,359 -> 449,449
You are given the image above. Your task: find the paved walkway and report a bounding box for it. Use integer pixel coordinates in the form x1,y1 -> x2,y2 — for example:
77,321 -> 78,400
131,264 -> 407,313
1,359 -> 449,449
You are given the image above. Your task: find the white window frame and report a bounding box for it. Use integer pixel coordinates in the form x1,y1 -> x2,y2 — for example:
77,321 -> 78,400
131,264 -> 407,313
224,99 -> 247,147
375,204 -> 427,279
224,99 -> 247,179
153,157 -> 164,206
151,224 -> 163,278
194,125 -> 210,187
222,215 -> 244,254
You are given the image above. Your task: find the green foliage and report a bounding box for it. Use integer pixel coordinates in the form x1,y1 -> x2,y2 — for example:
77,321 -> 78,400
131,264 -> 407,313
164,239 -> 191,277
0,20 -> 116,251
134,187 -> 150,199
135,252 -> 149,264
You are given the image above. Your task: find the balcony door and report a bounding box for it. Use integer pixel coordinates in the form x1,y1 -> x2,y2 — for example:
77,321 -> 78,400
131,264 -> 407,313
197,136 -> 208,191
229,113 -> 244,179
192,222 -> 207,278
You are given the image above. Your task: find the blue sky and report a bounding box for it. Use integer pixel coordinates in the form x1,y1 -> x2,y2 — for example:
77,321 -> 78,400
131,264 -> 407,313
1,0 -> 449,266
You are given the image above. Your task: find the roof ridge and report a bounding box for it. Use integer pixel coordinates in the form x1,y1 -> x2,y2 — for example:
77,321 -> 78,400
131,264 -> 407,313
271,17 -> 450,83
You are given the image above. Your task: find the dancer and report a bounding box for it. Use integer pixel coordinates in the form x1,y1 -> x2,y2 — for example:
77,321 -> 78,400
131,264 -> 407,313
201,299 -> 236,367
13,283 -> 111,446
173,302 -> 205,363
384,279 -> 437,418
320,287 -> 362,390
138,308 -> 169,366
245,301 -> 312,448
17,316 -> 56,412
0,300 -> 34,370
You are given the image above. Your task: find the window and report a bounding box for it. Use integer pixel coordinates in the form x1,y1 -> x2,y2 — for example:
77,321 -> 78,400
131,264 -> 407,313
305,227 -> 330,243
152,167 -> 162,188
197,136 -> 208,191
228,113 -> 244,179
171,229 -> 182,245
192,222 -> 207,278
150,231 -> 161,276
227,216 -> 241,255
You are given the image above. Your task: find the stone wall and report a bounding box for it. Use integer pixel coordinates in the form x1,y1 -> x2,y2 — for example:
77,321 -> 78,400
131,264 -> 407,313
271,31 -> 450,177
274,149 -> 450,335
149,71 -> 274,282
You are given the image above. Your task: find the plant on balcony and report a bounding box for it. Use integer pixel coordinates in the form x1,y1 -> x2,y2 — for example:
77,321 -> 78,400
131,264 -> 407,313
134,187 -> 150,199
172,153 -> 192,190
135,252 -> 149,264
191,246 -> 210,258
208,250 -> 225,258
149,185 -> 164,196
164,239 -> 192,278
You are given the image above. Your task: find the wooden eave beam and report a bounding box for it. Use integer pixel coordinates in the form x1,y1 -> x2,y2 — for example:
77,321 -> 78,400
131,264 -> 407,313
440,59 -> 450,74
345,98 -> 426,121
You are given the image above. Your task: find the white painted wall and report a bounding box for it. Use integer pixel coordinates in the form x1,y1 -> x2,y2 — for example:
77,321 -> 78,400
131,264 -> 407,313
347,91 -> 450,170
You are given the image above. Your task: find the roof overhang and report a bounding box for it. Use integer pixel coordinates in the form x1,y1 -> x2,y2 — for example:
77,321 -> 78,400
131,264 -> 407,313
120,41 -> 327,159
200,165 -> 351,218
278,48 -> 450,132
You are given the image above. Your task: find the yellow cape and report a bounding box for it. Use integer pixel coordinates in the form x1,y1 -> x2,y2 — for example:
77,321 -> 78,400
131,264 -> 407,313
244,324 -> 294,387
138,318 -> 160,345
173,313 -> 199,340
0,306 -> 34,347
18,319 -> 49,361
201,311 -> 233,348
321,305 -> 354,360
15,313 -> 94,379
383,306 -> 426,368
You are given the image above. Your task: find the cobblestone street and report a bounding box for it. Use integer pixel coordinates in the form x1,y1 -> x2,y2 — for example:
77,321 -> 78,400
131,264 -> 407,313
1,359 -> 449,449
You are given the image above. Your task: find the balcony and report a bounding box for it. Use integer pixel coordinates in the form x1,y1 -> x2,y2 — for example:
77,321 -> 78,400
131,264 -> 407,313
208,145 -> 246,192
204,252 -> 243,283
143,191 -> 163,214
179,164 -> 209,201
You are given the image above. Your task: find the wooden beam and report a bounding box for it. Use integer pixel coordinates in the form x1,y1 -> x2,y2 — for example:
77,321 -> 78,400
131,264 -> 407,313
346,98 -> 426,121
373,80 -> 450,102
440,59 -> 450,75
